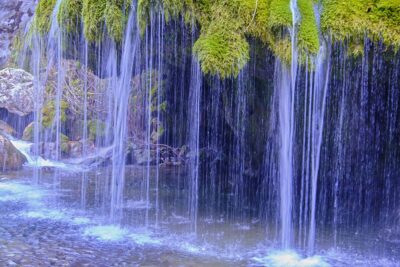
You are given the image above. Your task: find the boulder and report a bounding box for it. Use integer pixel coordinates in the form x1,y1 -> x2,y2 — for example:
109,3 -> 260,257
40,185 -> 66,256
0,120 -> 16,136
0,134 -> 26,171
0,68 -> 34,116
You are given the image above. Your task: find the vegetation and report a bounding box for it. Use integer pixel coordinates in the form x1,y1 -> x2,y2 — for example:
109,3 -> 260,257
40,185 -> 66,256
34,0 -> 57,34
58,0 -> 82,33
35,0 -> 130,42
42,100 -> 68,128
33,0 -> 400,76
321,0 -> 400,51
138,0 -> 322,77
298,0 -> 319,55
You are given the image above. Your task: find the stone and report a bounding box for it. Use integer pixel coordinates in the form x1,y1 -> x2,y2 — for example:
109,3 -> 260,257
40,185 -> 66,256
0,134 -> 26,171
0,68 -> 34,116
67,140 -> 95,158
0,0 -> 37,67
22,122 -> 33,141
0,120 -> 16,136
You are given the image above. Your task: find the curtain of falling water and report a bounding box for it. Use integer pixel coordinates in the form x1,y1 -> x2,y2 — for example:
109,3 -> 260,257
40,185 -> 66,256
30,34 -> 43,185
14,0 -> 400,257
230,69 -> 247,221
306,44 -> 331,254
28,0 -> 65,184
110,1 -> 140,221
80,40 -> 89,209
155,10 -> 165,228
275,60 -> 295,248
187,47 -> 202,234
276,0 -> 299,249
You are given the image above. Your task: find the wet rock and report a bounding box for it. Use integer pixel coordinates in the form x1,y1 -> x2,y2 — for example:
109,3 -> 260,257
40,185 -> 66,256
0,134 -> 26,170
68,141 -> 83,158
22,121 -> 33,141
67,140 -> 95,158
0,68 -> 34,116
0,0 -> 36,67
126,143 -> 187,166
0,120 -> 16,136
34,135 -> 70,160
66,146 -> 113,167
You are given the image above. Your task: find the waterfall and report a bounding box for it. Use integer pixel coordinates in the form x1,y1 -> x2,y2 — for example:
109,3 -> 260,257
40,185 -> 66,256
276,0 -> 300,249
303,5 -> 331,254
187,56 -> 202,233
3,1 -> 399,265
276,60 -> 295,248
306,44 -> 331,254
110,1 -> 140,221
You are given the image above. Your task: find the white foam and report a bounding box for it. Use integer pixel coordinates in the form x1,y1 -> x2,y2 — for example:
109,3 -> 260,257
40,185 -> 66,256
22,209 -> 68,220
84,225 -> 128,241
129,232 -> 162,246
73,217 -> 91,225
253,250 -> 330,267
0,182 -> 43,204
10,139 -> 83,171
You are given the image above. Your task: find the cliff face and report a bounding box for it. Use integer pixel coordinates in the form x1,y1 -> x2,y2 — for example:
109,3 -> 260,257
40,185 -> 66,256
0,0 -> 37,67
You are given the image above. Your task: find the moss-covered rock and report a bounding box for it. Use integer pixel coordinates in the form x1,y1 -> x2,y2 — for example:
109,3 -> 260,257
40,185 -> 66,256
193,2 -> 250,79
138,0 -> 399,76
82,0 -> 107,42
268,0 -> 292,29
34,0 -> 57,34
298,0 -> 319,55
321,0 -> 400,50
58,0 -> 82,33
81,0 -> 130,42
41,100 -> 68,129
105,1 -> 126,42
88,119 -> 106,141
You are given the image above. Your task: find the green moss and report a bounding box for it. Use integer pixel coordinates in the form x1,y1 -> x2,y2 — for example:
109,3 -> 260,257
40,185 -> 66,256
298,0 -> 319,54
194,31 -> 249,78
105,2 -> 125,42
34,0 -> 57,34
194,1 -> 253,78
271,38 -> 292,64
60,134 -> 70,153
105,0 -> 131,42
42,100 -> 68,128
57,0 -> 129,42
82,0 -> 107,42
268,0 -> 292,29
139,0 -> 291,77
58,0 -> 82,33
88,120 -> 106,141
321,0 -> 400,50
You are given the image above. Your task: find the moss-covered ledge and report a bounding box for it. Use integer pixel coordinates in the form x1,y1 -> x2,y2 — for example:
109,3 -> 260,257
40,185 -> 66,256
321,0 -> 400,53
34,0 -> 131,43
138,0 -> 323,78
33,0 -> 400,77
